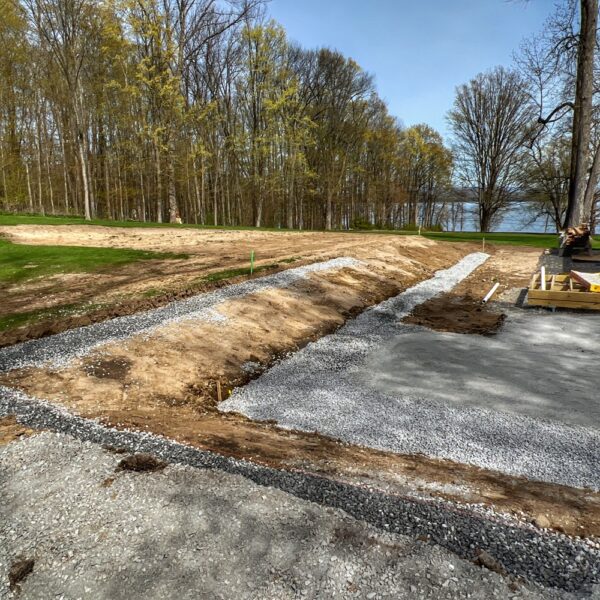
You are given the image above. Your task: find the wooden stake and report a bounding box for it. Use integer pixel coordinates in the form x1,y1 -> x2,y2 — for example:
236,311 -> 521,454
216,380 -> 222,403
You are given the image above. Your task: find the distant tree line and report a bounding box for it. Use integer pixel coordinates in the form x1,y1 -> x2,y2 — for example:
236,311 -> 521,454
0,0 -> 454,230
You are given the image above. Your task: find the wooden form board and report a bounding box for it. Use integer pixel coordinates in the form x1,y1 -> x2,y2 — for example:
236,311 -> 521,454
528,272 -> 600,311
570,270 -> 600,292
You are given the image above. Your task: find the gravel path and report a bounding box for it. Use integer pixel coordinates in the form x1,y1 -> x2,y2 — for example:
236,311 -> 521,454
1,385 -> 599,593
220,255 -> 600,491
2,252 -> 599,595
0,257 -> 360,372
0,432 -> 586,600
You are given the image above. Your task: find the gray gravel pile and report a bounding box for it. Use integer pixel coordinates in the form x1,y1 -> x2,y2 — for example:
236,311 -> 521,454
220,254 -> 600,491
0,432 -> 589,599
0,257 -> 361,372
1,387 -> 598,593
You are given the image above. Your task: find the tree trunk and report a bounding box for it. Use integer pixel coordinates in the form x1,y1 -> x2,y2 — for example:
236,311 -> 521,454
25,161 -> 33,211
255,195 -> 263,228
59,133 -> 69,213
104,148 -> 112,219
167,156 -> 179,223
565,0 -> 598,227
74,85 -> 92,220
287,149 -> 296,230
77,135 -> 91,220
326,187 -> 333,230
45,153 -> 55,214
155,143 -> 163,223
479,192 -> 492,233
582,142 -> 600,228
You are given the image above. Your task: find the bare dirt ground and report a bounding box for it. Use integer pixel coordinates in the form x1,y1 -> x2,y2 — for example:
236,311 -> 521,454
2,233 -> 468,420
403,247 -> 540,335
3,230 -> 598,539
1,225 -> 468,346
0,415 -> 35,446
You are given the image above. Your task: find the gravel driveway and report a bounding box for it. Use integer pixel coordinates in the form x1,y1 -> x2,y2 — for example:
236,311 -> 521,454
221,257 -> 600,490
0,432 -> 581,600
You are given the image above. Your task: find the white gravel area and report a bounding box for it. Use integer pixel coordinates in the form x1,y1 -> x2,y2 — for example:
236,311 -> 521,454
0,432 -> 579,600
0,257 -> 361,372
364,312 -> 600,428
220,254 -> 600,491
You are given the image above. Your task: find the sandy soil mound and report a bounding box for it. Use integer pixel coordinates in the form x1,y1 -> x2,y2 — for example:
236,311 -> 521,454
0,225 -> 464,345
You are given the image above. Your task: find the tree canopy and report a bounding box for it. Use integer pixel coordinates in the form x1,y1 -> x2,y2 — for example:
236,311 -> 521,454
0,0 -> 453,230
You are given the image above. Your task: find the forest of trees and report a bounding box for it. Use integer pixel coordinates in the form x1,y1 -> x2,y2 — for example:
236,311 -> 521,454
0,0 -> 598,232
0,0 -> 455,230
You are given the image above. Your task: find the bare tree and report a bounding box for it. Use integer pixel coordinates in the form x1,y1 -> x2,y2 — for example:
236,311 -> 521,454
23,0 -> 95,219
521,131 -> 571,230
448,67 -> 535,232
567,0 -> 598,225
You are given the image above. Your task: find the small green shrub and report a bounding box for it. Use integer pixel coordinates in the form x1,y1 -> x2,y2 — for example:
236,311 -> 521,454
351,217 -> 375,230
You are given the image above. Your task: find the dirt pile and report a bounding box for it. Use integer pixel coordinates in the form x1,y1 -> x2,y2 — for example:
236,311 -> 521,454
402,247 -> 541,335
403,295 -> 506,335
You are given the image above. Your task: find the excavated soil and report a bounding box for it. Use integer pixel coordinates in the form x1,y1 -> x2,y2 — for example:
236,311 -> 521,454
402,247 -> 540,335
403,295 -> 506,335
0,415 -> 36,446
1,226 -> 467,346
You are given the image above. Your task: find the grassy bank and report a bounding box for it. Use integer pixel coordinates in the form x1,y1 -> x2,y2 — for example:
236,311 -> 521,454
420,231 -> 566,248
0,237 -> 185,286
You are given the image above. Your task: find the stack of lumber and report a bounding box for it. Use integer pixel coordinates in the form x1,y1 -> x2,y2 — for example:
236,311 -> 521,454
528,270 -> 600,311
570,270 -> 600,293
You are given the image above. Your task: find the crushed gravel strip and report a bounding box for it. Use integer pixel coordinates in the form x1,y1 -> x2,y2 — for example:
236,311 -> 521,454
220,254 -> 600,491
0,257 -> 361,372
1,432 -> 580,600
0,388 -> 598,594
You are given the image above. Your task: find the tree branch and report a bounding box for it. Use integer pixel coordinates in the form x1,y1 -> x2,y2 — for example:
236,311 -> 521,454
537,101 -> 574,125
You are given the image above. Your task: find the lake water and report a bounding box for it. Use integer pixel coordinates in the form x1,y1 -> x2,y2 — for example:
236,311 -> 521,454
448,202 -> 555,233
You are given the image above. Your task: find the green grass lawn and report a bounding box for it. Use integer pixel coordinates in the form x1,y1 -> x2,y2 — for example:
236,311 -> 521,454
0,237 -> 185,286
419,231 -> 568,248
0,304 -> 84,332
0,212 -> 277,231
2,212 -> 597,249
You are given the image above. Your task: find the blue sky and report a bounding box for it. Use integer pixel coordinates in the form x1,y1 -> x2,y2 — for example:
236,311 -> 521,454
267,0 -> 556,140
